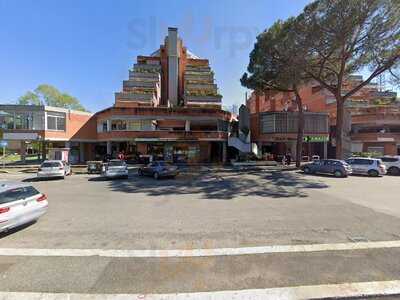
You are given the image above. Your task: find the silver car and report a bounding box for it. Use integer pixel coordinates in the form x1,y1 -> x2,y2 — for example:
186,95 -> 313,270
102,160 -> 129,179
0,181 -> 48,233
345,157 -> 386,177
37,160 -> 71,179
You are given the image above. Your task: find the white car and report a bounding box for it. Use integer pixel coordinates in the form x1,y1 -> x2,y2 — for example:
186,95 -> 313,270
379,156 -> 400,176
345,157 -> 387,177
37,160 -> 71,179
102,160 -> 128,179
0,181 -> 48,233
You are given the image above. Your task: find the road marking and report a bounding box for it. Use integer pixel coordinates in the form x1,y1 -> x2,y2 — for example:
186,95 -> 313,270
0,280 -> 399,299
1,240 -> 400,258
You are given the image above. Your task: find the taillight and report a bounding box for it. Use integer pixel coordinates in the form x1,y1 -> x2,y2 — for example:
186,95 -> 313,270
37,194 -> 47,202
0,207 -> 10,214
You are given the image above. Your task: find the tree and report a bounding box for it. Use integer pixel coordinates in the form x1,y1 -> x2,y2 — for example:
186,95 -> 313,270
18,91 -> 41,106
241,19 -> 308,167
295,0 -> 400,158
17,84 -> 87,111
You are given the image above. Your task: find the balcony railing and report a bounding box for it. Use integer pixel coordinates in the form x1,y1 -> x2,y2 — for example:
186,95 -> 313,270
97,130 -> 228,141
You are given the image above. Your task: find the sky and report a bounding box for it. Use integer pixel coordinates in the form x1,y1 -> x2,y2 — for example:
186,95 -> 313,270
0,0 -> 311,112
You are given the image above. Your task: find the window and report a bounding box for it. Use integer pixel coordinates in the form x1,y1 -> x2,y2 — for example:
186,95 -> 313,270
0,186 -> 40,204
41,162 -> 62,168
102,122 -> 108,132
380,157 -> 398,163
127,120 -> 141,131
47,113 -> 66,131
15,113 -> 31,129
0,114 -> 14,129
111,120 -> 127,131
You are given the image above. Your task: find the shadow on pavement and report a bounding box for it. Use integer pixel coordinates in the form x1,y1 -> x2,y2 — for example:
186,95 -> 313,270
105,170 -> 329,200
22,177 -> 64,182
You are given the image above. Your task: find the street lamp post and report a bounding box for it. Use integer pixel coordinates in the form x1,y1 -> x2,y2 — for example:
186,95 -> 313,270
0,110 -> 10,168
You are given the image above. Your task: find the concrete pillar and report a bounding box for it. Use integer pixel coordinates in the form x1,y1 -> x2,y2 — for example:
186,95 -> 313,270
222,142 -> 227,164
79,142 -> 85,163
167,27 -> 179,106
107,141 -> 112,155
323,141 -> 328,159
185,120 -> 190,132
20,141 -> 27,163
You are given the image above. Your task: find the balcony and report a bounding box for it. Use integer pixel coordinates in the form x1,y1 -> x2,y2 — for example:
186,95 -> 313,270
185,83 -> 218,91
123,80 -> 158,89
97,130 -> 228,141
184,95 -> 222,105
115,92 -> 156,103
129,71 -> 160,80
351,132 -> 400,142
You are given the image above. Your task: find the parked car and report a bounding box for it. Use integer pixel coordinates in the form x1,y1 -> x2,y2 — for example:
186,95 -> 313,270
379,156 -> 400,175
301,159 -> 352,177
138,161 -> 179,179
101,159 -> 128,179
345,157 -> 386,177
87,161 -> 103,174
0,181 -> 48,233
37,160 -> 71,179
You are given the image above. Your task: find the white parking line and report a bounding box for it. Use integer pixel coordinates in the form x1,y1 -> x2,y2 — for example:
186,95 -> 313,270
1,240 -> 400,258
0,280 -> 399,299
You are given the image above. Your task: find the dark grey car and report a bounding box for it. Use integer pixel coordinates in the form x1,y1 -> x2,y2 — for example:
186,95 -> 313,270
301,159 -> 352,177
138,161 -> 179,179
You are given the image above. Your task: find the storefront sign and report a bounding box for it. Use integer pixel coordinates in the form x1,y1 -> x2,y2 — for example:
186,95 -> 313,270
303,136 -> 329,143
3,132 -> 38,140
135,138 -> 160,142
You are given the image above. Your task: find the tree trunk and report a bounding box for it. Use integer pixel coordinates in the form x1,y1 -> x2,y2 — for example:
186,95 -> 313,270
294,90 -> 304,168
335,98 -> 344,159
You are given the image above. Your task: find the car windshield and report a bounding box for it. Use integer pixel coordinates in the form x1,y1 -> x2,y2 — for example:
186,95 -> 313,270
41,162 -> 60,168
108,161 -> 125,167
158,162 -> 172,167
0,186 -> 40,204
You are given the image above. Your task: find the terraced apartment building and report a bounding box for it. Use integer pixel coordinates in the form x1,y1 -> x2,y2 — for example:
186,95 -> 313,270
1,28 -> 234,164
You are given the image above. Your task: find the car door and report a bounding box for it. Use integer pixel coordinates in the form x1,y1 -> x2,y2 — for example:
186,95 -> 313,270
358,159 -> 370,174
351,159 -> 363,174
143,162 -> 155,175
320,160 -> 332,174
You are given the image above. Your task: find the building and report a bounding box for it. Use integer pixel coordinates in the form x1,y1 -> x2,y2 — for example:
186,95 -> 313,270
1,28 -> 234,164
246,75 -> 400,158
0,105 -> 94,163
246,93 -> 329,160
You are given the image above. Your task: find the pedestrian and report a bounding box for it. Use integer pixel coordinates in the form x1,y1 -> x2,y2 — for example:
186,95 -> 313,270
286,151 -> 292,166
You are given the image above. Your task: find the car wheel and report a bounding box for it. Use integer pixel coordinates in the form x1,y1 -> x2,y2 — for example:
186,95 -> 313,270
138,169 -> 143,176
334,170 -> 343,177
153,172 -> 159,180
368,170 -> 379,177
304,167 -> 311,174
388,167 -> 400,176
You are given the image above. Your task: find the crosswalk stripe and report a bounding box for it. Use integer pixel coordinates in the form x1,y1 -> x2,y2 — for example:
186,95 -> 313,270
1,240 -> 400,258
0,280 -> 399,299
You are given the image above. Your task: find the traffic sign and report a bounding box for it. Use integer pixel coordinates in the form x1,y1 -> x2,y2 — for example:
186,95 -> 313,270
0,140 -> 7,147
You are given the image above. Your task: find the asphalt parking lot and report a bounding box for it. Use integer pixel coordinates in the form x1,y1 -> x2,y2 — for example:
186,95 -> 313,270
1,168 -> 400,250
1,169 -> 400,297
